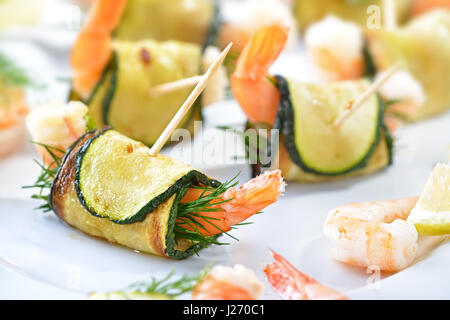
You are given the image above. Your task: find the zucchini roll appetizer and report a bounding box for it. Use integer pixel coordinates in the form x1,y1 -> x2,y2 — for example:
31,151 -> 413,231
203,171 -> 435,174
26,103 -> 285,259
231,25 -> 392,182
293,0 -> 410,31
304,10 -> 450,122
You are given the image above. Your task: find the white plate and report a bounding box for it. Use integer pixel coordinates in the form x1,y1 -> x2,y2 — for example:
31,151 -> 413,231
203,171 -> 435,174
0,99 -> 449,299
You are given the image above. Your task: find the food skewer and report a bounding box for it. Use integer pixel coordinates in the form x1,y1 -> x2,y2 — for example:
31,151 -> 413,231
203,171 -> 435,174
148,75 -> 203,97
149,42 -> 233,156
333,63 -> 400,128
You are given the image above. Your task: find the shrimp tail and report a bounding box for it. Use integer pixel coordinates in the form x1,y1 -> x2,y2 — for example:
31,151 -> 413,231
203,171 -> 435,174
264,250 -> 348,300
231,25 -> 288,125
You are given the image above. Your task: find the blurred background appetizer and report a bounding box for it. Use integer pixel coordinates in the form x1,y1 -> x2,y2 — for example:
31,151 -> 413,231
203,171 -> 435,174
264,250 -> 347,300
90,264 -> 264,300
324,162 -> 449,272
293,0 -> 410,31
0,52 -> 30,158
70,0 -> 231,146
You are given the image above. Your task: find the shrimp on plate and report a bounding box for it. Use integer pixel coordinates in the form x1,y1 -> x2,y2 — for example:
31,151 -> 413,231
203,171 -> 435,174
178,170 -> 286,237
323,197 -> 447,272
264,250 -> 348,300
304,15 -> 364,81
25,101 -> 88,166
411,0 -> 450,17
193,264 -> 264,300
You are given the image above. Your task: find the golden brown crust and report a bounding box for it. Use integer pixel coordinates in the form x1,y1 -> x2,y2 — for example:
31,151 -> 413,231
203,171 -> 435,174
51,132 -> 95,219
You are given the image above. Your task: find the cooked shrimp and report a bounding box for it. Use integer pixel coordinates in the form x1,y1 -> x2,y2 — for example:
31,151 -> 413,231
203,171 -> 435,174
25,101 -> 88,166
201,46 -> 229,107
323,197 -> 421,272
0,85 -> 28,158
264,250 -> 347,300
178,170 -> 285,236
192,264 -> 264,300
231,25 -> 288,125
377,70 -> 426,120
71,0 -> 127,99
218,0 -> 297,54
304,15 -> 364,81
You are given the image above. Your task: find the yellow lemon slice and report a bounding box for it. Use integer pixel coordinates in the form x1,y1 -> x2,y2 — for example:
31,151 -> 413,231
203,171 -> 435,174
407,163 -> 450,235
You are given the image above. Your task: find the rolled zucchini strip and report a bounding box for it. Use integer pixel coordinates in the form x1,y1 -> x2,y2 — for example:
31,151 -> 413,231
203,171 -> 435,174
367,9 -> 450,121
87,40 -> 203,146
114,0 -> 219,47
50,129 -> 221,259
293,0 -> 410,31
269,76 -> 392,182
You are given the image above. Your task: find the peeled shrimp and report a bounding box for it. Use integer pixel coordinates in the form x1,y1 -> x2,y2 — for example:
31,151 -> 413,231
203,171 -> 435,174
218,0 -> 297,54
304,15 -> 364,81
323,197 -> 421,272
177,170 -> 285,237
71,0 -> 127,99
231,25 -> 288,125
25,101 -> 88,166
264,250 -> 347,300
193,264 -> 264,300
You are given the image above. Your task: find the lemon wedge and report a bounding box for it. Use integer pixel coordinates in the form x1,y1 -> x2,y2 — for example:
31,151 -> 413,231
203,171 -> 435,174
407,163 -> 450,235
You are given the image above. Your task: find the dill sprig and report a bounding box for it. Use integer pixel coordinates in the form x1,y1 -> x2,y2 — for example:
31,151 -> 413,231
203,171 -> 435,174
93,267 -> 210,300
22,142 -> 65,212
0,52 -> 32,88
174,174 -> 245,246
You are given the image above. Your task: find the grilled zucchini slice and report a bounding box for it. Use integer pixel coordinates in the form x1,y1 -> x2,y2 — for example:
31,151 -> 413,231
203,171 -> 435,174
87,40 -> 202,146
277,76 -> 388,177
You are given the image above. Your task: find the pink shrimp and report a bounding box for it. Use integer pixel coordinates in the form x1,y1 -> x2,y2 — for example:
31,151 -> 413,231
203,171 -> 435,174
70,0 -> 128,99
177,170 -> 285,237
264,250 -> 348,300
231,25 -> 288,126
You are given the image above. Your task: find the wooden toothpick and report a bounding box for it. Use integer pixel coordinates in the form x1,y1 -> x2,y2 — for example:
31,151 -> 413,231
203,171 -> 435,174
148,75 -> 203,97
149,43 -> 233,156
333,63 -> 400,128
383,0 -> 397,30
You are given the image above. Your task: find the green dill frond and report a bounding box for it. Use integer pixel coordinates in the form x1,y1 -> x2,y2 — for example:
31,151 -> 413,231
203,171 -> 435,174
0,52 -> 32,88
22,142 -> 64,212
175,174 -> 242,246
